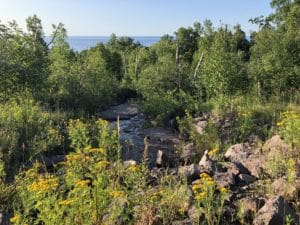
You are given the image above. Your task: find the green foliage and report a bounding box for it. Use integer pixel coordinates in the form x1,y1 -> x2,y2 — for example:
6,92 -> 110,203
48,32 -> 116,112
277,111 -> 300,148
0,97 -> 65,179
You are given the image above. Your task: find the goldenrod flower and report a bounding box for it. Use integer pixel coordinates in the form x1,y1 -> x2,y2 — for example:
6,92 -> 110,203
195,192 -> 206,201
58,198 -> 76,206
86,147 -> 106,154
10,214 -> 21,223
276,121 -> 284,126
192,183 -> 201,192
109,190 -> 124,198
127,165 -> 140,172
178,207 -> 185,215
75,179 -> 90,188
96,160 -> 110,169
27,175 -> 58,194
208,147 -> 218,156
200,173 -> 210,180
206,180 -> 216,186
218,187 -> 228,194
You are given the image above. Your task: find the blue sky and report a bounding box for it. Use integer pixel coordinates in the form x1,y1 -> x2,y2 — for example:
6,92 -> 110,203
0,0 -> 273,36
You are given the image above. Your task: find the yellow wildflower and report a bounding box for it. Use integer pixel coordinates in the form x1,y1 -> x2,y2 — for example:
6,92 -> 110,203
208,147 -> 218,157
218,187 -> 228,194
276,121 -> 284,126
192,183 -> 201,192
58,198 -> 76,206
206,180 -> 216,186
89,148 -> 105,154
178,207 -> 185,215
27,175 -> 58,194
200,173 -> 211,180
75,179 -> 90,188
66,154 -> 82,162
127,165 -> 140,173
109,190 -> 125,198
195,192 -> 206,201
96,160 -> 110,169
150,193 -> 159,201
10,214 -> 21,223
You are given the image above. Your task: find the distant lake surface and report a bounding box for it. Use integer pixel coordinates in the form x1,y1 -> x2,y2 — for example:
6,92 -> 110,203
45,36 -> 161,51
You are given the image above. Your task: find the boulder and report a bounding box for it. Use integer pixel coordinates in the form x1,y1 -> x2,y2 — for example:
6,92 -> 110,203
226,162 -> 250,176
213,171 -> 236,188
271,178 -> 297,199
98,103 -> 139,121
262,135 -> 289,154
253,196 -> 299,225
225,143 -> 251,161
225,143 -> 265,178
178,164 -> 200,183
199,150 -> 215,175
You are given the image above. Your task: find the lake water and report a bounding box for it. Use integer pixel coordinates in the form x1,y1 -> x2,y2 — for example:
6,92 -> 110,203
45,36 -> 161,51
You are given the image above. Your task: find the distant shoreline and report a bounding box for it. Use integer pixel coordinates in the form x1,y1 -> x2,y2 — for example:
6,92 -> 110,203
45,36 -> 162,51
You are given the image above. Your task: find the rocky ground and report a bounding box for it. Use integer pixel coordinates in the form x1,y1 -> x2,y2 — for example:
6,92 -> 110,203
97,103 -> 300,225
8,103 -> 298,225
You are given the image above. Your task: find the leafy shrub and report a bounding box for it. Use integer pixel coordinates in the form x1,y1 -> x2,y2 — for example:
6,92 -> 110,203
0,98 -> 65,179
277,111 -> 300,149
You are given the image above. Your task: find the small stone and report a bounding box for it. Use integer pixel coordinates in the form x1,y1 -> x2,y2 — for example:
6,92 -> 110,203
193,120 -> 207,135
199,150 -> 215,175
123,160 -> 137,168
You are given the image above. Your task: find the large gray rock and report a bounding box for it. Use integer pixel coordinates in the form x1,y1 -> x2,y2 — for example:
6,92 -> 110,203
253,196 -> 299,225
271,178 -> 297,199
178,164 -> 200,183
225,143 -> 251,161
262,135 -> 289,153
213,171 -> 236,188
98,103 -> 139,120
226,162 -> 250,176
225,143 -> 265,178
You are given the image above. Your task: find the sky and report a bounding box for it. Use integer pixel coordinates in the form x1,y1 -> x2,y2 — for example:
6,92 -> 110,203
0,0 -> 274,36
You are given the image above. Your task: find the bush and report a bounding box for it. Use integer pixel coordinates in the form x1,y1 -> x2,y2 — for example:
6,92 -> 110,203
0,98 -> 65,179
